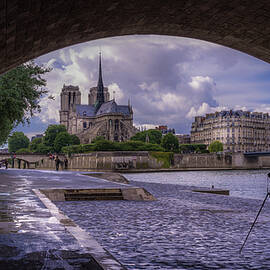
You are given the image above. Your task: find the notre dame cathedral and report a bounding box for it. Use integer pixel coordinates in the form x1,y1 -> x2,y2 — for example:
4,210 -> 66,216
59,54 -> 138,144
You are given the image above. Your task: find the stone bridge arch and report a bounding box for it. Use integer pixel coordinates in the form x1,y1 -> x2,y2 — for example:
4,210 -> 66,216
0,1 -> 270,74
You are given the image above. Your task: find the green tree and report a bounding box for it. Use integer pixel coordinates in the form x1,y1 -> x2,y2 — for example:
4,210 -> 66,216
35,144 -> 53,154
161,133 -> 179,152
43,125 -> 67,147
0,61 -> 50,145
8,132 -> 30,153
70,134 -> 80,145
54,132 -> 72,153
147,129 -> 162,144
29,137 -> 43,152
131,129 -> 162,144
208,141 -> 223,153
16,148 -> 32,154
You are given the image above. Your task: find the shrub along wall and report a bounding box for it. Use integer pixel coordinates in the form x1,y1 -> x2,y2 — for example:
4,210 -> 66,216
62,140 -> 164,156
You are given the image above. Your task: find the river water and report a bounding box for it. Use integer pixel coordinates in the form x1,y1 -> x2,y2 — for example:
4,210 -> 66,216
124,169 -> 270,200
57,170 -> 270,269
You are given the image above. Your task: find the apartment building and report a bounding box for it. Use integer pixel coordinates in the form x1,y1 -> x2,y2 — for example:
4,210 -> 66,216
191,110 -> 270,152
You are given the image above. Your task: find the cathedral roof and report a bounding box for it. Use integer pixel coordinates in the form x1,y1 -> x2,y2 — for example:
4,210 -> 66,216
76,100 -> 131,117
117,105 -> 131,115
96,100 -> 118,115
76,104 -> 96,117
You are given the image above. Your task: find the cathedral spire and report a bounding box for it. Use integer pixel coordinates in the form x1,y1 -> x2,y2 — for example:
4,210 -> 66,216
95,52 -> 105,110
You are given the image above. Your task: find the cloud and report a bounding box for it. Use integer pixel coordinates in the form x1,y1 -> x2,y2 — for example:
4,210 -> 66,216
189,76 -> 214,91
108,83 -> 124,102
29,35 -> 270,134
186,103 -> 227,119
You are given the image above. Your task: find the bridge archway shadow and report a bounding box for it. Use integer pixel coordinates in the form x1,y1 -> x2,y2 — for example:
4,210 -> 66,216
0,1 -> 270,74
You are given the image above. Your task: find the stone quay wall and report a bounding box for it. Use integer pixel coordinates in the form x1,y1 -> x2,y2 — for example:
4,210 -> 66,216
173,153 -> 232,169
37,151 -> 164,171
174,153 -> 270,170
33,152 -> 270,171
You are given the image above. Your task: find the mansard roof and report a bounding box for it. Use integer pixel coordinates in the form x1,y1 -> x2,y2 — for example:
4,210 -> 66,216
204,110 -> 269,119
76,100 -> 131,117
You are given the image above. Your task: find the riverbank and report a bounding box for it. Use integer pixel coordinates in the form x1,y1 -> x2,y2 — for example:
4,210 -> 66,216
4,151 -> 270,172
31,152 -> 270,172
56,177 -> 270,269
0,169 -> 133,269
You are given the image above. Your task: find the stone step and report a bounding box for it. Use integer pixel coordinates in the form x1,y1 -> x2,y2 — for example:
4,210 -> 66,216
40,188 -> 156,201
65,192 -> 123,201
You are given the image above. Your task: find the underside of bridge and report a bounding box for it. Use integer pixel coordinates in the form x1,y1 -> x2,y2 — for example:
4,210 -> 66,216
0,0 -> 270,74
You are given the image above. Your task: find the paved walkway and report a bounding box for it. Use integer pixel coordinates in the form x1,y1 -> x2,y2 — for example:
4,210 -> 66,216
0,169 -> 128,269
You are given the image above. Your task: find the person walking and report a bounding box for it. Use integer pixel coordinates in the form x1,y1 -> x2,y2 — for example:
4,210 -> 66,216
55,156 -> 60,171
64,158 -> 68,170
4,160 -> 8,169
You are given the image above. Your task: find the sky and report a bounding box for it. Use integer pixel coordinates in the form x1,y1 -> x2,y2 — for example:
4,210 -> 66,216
15,34 -> 270,139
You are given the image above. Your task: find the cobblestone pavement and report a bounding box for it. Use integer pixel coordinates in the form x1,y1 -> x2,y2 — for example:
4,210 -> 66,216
0,169 -> 128,269
57,180 -> 270,270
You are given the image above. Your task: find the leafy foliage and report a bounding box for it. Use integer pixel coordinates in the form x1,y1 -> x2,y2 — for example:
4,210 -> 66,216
29,137 -> 43,151
43,125 -> 67,147
16,148 -> 32,154
93,139 -> 119,151
131,129 -> 162,144
34,144 -> 53,154
208,141 -> 223,153
8,132 -> 30,153
149,152 -> 173,168
179,143 -> 207,153
91,136 -> 105,144
70,134 -> 80,145
28,136 -> 53,154
62,139 -> 164,154
0,61 -> 50,145
161,133 -> 179,152
54,132 -> 72,153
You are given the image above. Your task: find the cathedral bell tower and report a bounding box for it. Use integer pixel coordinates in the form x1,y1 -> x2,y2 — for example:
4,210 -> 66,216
59,85 -> 81,130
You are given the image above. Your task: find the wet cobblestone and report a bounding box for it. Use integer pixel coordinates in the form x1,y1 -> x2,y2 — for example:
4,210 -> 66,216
0,169 -> 126,269
57,181 -> 270,270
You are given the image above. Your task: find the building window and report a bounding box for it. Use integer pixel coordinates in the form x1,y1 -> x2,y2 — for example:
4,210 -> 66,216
115,119 -> 119,130
83,122 -> 87,129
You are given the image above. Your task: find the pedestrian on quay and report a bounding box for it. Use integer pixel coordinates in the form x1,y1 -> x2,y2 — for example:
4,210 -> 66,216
55,156 -> 60,171
64,158 -> 68,170
4,160 -> 8,169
